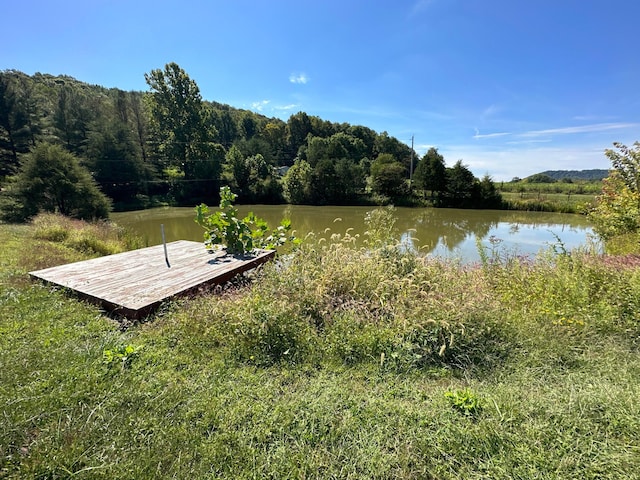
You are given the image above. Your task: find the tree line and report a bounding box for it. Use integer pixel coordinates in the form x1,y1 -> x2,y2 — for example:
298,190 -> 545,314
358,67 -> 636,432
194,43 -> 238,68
0,63 -> 502,221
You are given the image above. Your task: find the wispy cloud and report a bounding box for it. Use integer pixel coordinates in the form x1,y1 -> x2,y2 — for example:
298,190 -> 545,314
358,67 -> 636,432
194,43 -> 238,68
251,100 -> 270,112
274,103 -> 299,111
289,73 -> 309,84
505,139 -> 553,145
473,128 -> 511,139
520,122 -> 638,138
441,144 -> 609,181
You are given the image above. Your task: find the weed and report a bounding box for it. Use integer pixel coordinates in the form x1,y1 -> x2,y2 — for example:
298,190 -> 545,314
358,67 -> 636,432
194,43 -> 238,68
445,388 -> 484,417
103,344 -> 143,370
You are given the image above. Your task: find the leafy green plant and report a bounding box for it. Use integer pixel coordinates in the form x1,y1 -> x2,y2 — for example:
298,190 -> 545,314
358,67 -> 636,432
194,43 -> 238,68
103,344 -> 143,370
445,388 -> 484,417
195,186 -> 298,255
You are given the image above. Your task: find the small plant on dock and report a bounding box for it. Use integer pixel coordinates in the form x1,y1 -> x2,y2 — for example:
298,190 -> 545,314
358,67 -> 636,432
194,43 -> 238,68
195,186 -> 298,255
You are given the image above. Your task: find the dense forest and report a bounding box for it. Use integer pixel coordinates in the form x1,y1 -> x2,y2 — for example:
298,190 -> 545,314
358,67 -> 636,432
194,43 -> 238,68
0,63 -> 502,221
519,170 -> 608,182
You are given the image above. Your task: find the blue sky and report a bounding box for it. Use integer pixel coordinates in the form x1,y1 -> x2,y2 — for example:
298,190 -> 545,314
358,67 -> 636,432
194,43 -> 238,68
3,0 -> 639,180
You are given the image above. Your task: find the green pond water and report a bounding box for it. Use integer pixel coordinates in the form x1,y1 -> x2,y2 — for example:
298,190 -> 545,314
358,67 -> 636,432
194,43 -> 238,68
112,205 -> 598,263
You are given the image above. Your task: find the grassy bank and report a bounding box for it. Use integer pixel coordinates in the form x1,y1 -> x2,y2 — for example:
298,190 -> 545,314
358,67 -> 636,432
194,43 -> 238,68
1,215 -> 640,478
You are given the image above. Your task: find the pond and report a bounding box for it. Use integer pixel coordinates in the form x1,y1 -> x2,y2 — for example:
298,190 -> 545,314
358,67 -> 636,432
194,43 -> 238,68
112,205 -> 599,264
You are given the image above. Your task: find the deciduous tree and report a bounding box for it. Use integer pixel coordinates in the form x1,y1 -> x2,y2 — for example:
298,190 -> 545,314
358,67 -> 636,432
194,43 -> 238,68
588,142 -> 640,239
370,153 -> 406,198
145,62 -> 211,167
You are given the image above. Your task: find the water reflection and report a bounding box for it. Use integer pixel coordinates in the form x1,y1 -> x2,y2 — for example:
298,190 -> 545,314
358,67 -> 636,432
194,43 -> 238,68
112,205 -> 597,263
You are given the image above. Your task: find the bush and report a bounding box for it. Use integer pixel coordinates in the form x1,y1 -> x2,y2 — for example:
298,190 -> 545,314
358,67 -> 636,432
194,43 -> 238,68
588,172 -> 640,239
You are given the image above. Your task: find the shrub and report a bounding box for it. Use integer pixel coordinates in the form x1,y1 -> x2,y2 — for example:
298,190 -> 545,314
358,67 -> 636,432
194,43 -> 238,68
195,186 -> 297,255
588,172 -> 640,239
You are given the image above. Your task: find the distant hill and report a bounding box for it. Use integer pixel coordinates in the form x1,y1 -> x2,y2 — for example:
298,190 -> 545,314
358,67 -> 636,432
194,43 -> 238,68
536,169 -> 609,181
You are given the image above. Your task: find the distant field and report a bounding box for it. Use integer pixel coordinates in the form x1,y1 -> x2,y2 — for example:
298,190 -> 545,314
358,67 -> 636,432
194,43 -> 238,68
500,192 -> 595,214
498,181 -> 603,195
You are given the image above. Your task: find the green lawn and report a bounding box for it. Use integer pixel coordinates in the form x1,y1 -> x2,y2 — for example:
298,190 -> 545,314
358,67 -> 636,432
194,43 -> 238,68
1,215 -> 639,479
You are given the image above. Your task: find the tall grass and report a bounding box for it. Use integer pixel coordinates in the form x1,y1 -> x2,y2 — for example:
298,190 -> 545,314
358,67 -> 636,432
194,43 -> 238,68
1,214 -> 639,478
31,213 -> 145,257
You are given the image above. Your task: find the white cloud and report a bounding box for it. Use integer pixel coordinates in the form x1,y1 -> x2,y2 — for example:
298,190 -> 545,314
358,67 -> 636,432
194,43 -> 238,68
289,73 -> 309,84
519,122 -> 638,138
473,128 -> 511,139
251,100 -> 270,112
274,104 -> 299,111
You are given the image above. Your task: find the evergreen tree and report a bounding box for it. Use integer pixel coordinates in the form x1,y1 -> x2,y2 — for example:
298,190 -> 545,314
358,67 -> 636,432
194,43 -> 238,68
0,72 -> 38,177
445,160 -> 479,208
414,147 -> 447,199
1,143 -> 111,221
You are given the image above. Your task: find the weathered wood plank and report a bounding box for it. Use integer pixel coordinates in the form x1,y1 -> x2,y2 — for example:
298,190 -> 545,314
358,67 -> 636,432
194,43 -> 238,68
29,240 -> 275,319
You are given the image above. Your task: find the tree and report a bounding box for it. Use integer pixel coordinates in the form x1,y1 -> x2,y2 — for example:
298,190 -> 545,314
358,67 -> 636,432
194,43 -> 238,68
476,174 -> 503,209
0,72 -> 38,178
53,82 -> 95,155
287,112 -> 312,159
309,158 -> 340,205
605,141 -> 640,193
261,121 -> 287,165
145,63 -> 210,165
1,143 -> 111,221
282,159 -> 312,204
370,153 -> 406,198
588,172 -> 640,239
85,118 -> 148,204
335,158 -> 365,201
226,145 -> 250,194
445,160 -> 478,207
127,90 -> 150,165
414,147 -> 446,199
145,63 -> 218,202
240,112 -> 259,140
588,142 -> 640,240
210,108 -> 237,148
373,131 -> 413,171
526,173 -> 556,183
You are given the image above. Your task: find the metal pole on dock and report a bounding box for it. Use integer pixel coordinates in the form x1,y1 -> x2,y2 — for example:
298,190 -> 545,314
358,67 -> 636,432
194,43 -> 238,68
161,224 -> 170,268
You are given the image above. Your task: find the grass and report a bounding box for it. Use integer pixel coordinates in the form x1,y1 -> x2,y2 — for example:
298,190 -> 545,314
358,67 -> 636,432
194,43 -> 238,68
498,181 -> 603,196
1,214 -> 640,478
500,192 -> 596,213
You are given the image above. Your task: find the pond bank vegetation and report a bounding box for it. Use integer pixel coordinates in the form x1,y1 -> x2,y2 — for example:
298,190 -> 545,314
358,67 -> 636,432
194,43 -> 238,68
1,211 -> 639,478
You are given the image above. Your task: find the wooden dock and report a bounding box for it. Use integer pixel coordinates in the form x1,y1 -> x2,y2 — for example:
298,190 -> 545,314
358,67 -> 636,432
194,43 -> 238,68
29,240 -> 275,319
